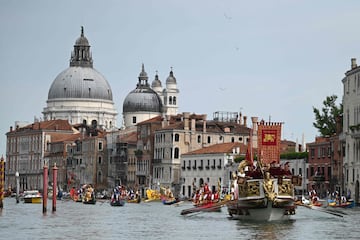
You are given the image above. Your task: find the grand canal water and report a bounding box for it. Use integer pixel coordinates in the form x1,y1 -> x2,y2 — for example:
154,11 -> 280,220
1,197 -> 360,240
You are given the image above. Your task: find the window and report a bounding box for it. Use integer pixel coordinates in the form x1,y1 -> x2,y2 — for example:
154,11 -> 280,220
197,135 -> 201,143
173,96 -> 176,105
174,148 -> 179,159
98,142 -> 103,151
174,134 -> 179,142
310,149 -> 315,158
207,136 -> 211,144
132,116 -> 136,124
97,171 -> 102,183
98,156 -> 102,164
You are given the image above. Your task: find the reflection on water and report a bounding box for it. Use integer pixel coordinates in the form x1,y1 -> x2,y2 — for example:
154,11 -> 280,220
236,220 -> 296,240
1,198 -> 360,240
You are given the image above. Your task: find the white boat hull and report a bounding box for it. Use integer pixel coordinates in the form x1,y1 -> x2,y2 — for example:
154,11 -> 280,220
23,190 -> 42,204
227,200 -> 293,221
227,177 -> 296,221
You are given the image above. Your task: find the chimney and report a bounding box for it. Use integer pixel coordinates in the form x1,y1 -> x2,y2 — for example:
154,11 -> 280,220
184,112 -> 190,130
351,58 -> 357,69
191,118 -> 195,132
251,116 -> 258,131
202,114 -> 207,133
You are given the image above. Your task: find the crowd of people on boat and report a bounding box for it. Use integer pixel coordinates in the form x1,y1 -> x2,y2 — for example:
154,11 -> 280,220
111,185 -> 127,203
192,183 -> 220,205
161,186 -> 175,200
302,187 -> 353,207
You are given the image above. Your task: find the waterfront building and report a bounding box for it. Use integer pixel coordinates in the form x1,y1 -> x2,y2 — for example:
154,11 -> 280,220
60,124 -> 108,191
42,27 -> 117,130
152,112 -> 252,196
106,129 -> 137,188
5,120 -> 75,191
306,137 -> 331,198
341,58 -> 360,203
180,142 -> 245,198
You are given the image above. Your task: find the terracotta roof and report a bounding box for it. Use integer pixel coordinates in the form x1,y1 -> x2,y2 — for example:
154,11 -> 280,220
182,142 -> 248,155
138,116 -> 163,124
159,120 -> 250,134
21,119 -> 73,131
50,133 -> 82,143
119,131 -> 137,143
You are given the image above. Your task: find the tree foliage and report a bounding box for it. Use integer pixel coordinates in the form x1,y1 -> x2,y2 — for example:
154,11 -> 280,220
313,95 -> 343,137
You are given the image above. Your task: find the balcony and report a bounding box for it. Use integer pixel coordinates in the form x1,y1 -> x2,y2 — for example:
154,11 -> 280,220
181,166 -> 185,170
198,166 -> 203,170
153,158 -> 162,164
217,165 -> 222,169
313,175 -> 325,182
205,166 -> 210,170
192,166 -> 197,170
135,170 -> 148,176
211,165 -> 216,169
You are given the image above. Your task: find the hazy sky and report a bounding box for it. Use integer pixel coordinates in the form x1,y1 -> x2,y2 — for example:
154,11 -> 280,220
0,0 -> 356,156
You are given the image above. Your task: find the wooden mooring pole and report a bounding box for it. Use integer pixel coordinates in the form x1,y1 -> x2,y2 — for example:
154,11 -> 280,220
0,156 -> 4,209
43,164 -> 48,214
52,163 -> 58,212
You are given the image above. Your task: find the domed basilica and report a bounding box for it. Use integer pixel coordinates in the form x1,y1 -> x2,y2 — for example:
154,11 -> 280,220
122,64 -> 179,128
42,27 -> 118,130
43,27 -> 179,130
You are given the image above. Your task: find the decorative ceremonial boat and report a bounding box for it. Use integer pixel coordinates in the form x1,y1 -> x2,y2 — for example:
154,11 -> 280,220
181,184 -> 224,215
181,200 -> 226,215
127,196 -> 141,203
145,189 -> 161,202
160,186 -> 179,205
161,196 -> 178,205
226,121 -> 299,221
127,189 -> 141,203
23,190 -> 42,204
110,186 -> 126,206
328,199 -> 355,208
82,185 -> 96,204
110,198 -> 126,206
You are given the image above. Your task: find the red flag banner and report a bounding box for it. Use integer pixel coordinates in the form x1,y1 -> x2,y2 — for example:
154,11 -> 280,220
257,121 -> 282,164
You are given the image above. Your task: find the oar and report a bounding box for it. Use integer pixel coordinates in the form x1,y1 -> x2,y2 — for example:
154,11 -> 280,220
174,201 -> 184,206
297,203 -> 345,218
